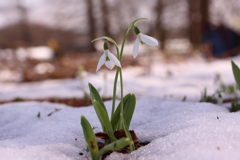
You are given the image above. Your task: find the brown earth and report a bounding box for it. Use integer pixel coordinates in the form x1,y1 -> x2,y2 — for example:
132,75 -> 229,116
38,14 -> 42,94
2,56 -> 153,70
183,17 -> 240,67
0,52 -> 141,82
0,97 -> 112,107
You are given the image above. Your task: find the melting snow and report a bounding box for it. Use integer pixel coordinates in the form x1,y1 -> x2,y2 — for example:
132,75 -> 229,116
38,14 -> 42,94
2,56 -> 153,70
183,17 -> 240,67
1,55 -> 240,160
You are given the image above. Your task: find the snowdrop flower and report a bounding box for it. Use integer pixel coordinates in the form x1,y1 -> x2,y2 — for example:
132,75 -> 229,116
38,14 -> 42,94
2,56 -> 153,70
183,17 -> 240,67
96,42 -> 121,71
133,27 -> 158,58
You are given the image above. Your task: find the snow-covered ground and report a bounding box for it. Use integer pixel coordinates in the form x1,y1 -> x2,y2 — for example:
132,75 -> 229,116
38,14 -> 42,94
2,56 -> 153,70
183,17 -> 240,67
1,54 -> 240,160
0,54 -> 238,101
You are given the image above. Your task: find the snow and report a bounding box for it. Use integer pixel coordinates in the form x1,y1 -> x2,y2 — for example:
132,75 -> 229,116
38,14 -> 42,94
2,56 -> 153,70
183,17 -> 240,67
0,46 -> 53,61
1,54 -> 237,101
1,54 -> 240,160
33,62 -> 55,74
27,46 -> 53,60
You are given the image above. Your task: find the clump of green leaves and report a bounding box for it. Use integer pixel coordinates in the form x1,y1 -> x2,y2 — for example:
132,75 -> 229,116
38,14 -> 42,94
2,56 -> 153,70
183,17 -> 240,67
80,18 -> 158,159
81,116 -> 133,160
214,72 -> 238,97
204,61 -> 240,112
230,102 -> 240,112
200,69 -> 240,109
200,88 -> 217,104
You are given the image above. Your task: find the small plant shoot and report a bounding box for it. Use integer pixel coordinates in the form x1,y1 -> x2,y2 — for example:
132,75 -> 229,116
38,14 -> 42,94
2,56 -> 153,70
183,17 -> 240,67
231,61 -> 240,112
202,61 -> 240,112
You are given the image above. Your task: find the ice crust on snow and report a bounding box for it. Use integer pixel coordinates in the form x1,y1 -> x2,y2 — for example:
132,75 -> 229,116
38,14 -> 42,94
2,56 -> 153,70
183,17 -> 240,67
1,98 -> 240,160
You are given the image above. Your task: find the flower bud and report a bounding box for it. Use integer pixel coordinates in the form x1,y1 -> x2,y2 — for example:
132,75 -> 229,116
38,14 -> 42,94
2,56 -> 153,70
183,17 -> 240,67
103,42 -> 109,50
134,27 -> 141,35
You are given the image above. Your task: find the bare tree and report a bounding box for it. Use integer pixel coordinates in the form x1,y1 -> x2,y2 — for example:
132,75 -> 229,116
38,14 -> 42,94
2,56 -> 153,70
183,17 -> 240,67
200,0 -> 209,25
100,0 -> 111,37
16,0 -> 31,45
188,0 -> 209,45
0,0 -> 32,47
153,0 -> 165,50
86,0 -> 96,52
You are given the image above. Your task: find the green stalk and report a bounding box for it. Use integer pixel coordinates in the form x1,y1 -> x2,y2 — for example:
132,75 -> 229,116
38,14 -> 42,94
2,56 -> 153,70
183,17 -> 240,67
111,68 -> 119,121
116,45 -> 120,60
113,26 -> 132,125
119,34 -> 128,61
121,113 -> 135,151
119,26 -> 134,61
119,69 -> 124,129
120,18 -> 149,60
111,18 -> 148,122
111,27 -> 132,121
110,42 -> 120,121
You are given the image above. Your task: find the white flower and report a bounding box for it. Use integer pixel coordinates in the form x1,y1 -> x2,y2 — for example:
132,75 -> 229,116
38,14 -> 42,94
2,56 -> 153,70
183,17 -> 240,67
96,49 -> 121,71
133,33 -> 158,58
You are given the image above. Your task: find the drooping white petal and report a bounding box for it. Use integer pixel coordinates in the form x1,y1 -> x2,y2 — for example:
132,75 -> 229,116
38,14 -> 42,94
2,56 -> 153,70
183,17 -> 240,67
139,33 -> 158,46
133,38 -> 140,58
105,61 -> 115,69
107,52 -> 121,68
96,53 -> 106,71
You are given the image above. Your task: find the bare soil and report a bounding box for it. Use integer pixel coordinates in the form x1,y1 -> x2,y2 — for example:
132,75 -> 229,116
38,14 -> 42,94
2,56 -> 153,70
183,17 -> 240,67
0,97 -> 112,107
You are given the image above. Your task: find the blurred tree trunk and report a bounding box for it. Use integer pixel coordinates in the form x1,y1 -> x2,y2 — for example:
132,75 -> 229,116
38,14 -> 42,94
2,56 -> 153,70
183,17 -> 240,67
100,0 -> 111,37
16,0 -> 31,46
200,0 -> 209,26
154,0 -> 165,50
86,0 -> 96,52
188,0 -> 209,46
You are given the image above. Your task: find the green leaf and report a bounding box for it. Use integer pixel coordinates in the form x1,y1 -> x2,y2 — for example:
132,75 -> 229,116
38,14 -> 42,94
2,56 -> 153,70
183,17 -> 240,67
230,102 -> 240,112
93,100 -> 117,142
121,114 -> 135,152
88,83 -> 108,132
111,94 -> 131,130
96,138 -> 133,160
88,83 -> 106,111
80,116 -> 98,160
231,61 -> 240,90
91,36 -> 118,49
123,94 -> 136,129
111,93 -> 136,131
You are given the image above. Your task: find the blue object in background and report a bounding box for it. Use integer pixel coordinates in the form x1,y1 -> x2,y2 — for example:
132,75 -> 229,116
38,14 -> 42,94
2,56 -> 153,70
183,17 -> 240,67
202,24 -> 240,56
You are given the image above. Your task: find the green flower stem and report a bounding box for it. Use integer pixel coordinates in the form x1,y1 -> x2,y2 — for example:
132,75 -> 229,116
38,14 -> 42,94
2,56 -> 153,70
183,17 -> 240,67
111,46 -> 120,121
116,46 -> 120,61
119,29 -> 132,60
119,68 -> 124,129
120,18 -> 149,60
111,68 -> 119,121
111,25 -> 134,120
111,18 -> 148,122
119,35 -> 128,61
110,67 -> 123,128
